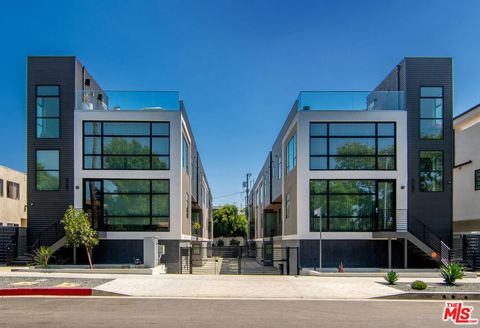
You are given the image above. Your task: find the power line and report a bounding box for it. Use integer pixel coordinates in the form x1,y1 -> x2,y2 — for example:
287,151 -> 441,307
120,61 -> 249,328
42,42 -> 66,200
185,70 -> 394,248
213,191 -> 243,199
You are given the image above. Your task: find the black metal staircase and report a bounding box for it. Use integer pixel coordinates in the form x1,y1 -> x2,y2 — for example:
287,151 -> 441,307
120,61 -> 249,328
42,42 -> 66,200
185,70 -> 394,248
6,219 -> 66,265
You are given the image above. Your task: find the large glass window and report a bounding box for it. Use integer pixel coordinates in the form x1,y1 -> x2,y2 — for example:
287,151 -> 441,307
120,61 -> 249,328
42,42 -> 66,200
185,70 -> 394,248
310,180 -> 395,232
182,135 -> 189,174
83,121 -> 170,170
420,87 -> 443,139
36,150 -> 60,191
83,179 -> 169,231
420,151 -> 443,192
286,132 -> 297,174
36,86 -> 59,138
310,122 -> 396,170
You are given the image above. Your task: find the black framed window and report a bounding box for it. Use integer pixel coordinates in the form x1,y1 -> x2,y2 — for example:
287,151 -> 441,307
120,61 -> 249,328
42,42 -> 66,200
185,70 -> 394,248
286,132 -> 297,174
0,179 -> 3,197
83,121 -> 170,170
36,150 -> 60,191
310,179 -> 395,232
277,156 -> 282,180
6,181 -> 20,200
84,179 -> 169,231
36,86 -> 60,138
475,169 -> 480,191
419,151 -> 444,192
186,192 -> 190,219
420,87 -> 443,140
182,134 -> 189,174
310,122 -> 396,170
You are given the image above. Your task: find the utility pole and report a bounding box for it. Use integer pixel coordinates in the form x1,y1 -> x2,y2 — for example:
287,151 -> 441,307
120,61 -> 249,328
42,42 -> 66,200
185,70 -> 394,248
244,173 -> 252,241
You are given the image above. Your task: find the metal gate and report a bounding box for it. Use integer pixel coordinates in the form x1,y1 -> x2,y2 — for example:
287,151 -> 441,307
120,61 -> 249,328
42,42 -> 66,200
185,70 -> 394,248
180,246 -> 299,275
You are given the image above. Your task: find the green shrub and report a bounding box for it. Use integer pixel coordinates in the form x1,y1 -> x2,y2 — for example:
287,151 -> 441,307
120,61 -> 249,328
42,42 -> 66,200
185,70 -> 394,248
32,246 -> 53,268
411,280 -> 427,290
384,270 -> 399,285
440,262 -> 465,285
216,239 -> 224,247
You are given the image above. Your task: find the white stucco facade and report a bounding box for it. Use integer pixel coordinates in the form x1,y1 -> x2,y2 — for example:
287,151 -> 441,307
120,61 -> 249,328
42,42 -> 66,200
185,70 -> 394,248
284,109 -> 408,241
73,109 -> 187,240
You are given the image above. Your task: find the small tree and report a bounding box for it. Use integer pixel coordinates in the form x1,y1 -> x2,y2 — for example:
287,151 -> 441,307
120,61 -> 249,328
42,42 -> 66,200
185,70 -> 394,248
61,206 -> 99,268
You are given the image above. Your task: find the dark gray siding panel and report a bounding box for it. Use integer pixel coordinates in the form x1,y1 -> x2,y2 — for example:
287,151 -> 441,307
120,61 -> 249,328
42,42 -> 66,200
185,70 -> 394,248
404,58 -> 453,244
374,57 -> 453,245
27,57 -> 77,245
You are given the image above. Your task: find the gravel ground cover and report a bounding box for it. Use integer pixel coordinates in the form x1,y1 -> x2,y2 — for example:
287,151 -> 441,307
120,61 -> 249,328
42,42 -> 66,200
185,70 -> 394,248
387,282 -> 480,293
0,276 -> 112,289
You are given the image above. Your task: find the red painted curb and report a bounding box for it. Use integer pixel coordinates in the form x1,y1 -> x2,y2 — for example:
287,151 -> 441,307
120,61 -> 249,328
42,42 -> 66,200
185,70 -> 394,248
0,288 -> 93,296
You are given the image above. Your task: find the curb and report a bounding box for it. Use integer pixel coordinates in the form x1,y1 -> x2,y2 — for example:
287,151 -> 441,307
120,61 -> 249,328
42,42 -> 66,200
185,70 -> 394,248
0,288 -> 92,296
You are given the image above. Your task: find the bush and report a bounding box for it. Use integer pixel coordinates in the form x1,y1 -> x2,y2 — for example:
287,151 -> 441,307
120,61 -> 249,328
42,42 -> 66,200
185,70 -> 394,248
384,270 -> 399,285
230,238 -> 240,246
216,239 -> 224,247
32,246 -> 53,268
440,262 -> 465,285
411,280 -> 427,290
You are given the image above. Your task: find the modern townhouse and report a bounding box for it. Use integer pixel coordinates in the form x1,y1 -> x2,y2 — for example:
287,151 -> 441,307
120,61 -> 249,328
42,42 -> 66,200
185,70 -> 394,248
247,57 -> 453,270
25,56 -> 212,272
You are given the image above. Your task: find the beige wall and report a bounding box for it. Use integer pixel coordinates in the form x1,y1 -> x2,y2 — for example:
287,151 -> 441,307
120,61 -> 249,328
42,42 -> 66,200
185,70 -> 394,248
453,107 -> 480,232
0,166 -> 27,227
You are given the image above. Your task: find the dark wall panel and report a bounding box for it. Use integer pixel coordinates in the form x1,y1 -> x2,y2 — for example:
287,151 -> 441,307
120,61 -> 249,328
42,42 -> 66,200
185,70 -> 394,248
27,57 -> 77,245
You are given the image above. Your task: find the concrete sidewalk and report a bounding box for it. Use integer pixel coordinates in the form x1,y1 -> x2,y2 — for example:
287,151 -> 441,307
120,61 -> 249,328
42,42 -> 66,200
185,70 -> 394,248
1,270 -> 478,299
94,274 -> 473,299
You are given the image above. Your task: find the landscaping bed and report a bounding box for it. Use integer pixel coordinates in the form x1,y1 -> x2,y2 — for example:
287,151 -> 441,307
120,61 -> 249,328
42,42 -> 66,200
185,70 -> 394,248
389,282 -> 480,293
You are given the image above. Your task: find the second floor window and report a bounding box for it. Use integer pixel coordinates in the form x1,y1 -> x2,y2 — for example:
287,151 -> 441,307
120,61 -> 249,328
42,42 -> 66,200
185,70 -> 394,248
277,156 -> 282,180
36,86 -> 60,138
36,150 -> 60,191
310,122 -> 396,170
286,133 -> 297,174
420,87 -> 443,140
83,121 -> 170,170
420,151 -> 443,192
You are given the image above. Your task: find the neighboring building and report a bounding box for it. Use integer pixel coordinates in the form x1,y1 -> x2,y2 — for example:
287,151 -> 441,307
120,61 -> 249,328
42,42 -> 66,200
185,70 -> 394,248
0,165 -> 27,227
247,57 -> 453,269
26,56 -> 212,272
453,104 -> 480,233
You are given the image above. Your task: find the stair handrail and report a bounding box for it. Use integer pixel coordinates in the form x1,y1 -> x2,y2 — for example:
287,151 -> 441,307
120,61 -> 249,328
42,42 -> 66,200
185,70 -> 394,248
407,211 -> 451,264
31,218 -> 65,251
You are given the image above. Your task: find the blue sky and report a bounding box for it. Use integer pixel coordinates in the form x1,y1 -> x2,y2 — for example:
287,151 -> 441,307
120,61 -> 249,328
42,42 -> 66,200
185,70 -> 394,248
1,0 -> 479,206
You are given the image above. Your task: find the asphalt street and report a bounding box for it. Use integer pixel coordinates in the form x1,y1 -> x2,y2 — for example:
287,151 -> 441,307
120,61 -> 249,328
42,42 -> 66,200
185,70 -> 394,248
0,297 -> 470,327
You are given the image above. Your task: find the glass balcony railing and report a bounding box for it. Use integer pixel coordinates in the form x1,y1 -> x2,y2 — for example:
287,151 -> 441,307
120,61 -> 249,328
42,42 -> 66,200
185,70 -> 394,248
297,91 -> 405,111
76,90 -> 180,111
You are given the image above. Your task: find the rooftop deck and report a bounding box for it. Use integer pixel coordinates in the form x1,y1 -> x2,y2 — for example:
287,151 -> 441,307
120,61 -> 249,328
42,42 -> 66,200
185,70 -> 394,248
76,90 -> 180,111
297,91 -> 405,111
